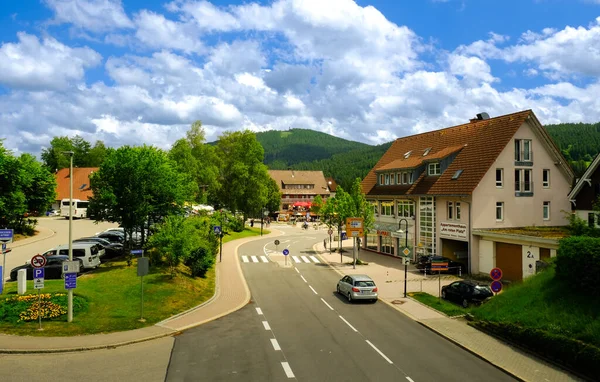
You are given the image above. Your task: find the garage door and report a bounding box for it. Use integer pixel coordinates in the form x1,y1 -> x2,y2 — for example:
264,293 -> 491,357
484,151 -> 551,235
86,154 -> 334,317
495,242 -> 522,281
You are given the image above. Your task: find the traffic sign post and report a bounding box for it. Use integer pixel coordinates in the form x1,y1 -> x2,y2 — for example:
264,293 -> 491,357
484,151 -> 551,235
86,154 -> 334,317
490,267 -> 503,295
490,267 -> 503,281
33,266 -> 45,331
274,239 -> 280,253
283,248 -> 289,266
0,229 -> 13,244
327,228 -> 333,256
431,261 -> 449,301
138,257 -> 149,322
491,280 -> 503,293
64,273 -> 77,290
31,255 -> 47,268
1,242 -> 7,295
401,248 -> 411,298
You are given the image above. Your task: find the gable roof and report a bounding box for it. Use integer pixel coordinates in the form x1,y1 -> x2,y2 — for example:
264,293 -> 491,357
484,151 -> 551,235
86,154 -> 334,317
268,170 -> 330,195
568,152 -> 600,201
326,177 -> 338,192
55,167 -> 98,201
362,110 -> 573,196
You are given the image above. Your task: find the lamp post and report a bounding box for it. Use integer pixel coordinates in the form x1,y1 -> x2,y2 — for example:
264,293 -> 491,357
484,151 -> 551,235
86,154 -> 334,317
62,151 -> 74,322
397,218 -> 409,298
219,210 -> 224,262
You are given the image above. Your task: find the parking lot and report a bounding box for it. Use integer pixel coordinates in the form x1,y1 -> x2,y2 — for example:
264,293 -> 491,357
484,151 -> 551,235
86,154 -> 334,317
2,217 -> 117,283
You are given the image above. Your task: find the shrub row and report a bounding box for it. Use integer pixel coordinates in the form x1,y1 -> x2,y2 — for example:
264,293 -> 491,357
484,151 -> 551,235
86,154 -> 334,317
470,320 -> 600,380
555,236 -> 600,295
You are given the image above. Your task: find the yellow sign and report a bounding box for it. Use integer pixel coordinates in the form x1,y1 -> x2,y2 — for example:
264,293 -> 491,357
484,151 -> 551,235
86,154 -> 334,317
346,217 -> 364,237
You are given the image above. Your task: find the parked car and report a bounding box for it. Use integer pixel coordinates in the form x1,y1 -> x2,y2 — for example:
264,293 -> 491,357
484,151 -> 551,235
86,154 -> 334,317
46,209 -> 60,216
416,255 -> 465,274
441,280 -> 494,308
74,237 -> 123,258
95,230 -> 125,244
41,242 -> 102,269
104,227 -> 148,243
10,255 -> 83,281
336,274 -> 378,303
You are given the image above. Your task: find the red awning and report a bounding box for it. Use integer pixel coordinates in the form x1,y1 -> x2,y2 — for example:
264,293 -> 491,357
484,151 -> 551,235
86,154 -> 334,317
293,201 -> 312,208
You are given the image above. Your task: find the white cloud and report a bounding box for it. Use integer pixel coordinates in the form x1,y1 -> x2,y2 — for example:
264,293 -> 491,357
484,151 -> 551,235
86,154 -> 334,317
0,32 -> 101,90
134,10 -> 204,54
44,0 -> 134,32
448,54 -> 497,84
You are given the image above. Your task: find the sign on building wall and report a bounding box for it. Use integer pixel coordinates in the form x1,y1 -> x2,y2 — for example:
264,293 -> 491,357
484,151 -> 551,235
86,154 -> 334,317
439,222 -> 468,240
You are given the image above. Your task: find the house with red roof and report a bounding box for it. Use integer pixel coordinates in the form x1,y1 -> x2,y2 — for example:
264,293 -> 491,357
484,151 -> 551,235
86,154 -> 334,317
361,110 -> 573,281
52,167 -> 98,210
268,170 -> 330,221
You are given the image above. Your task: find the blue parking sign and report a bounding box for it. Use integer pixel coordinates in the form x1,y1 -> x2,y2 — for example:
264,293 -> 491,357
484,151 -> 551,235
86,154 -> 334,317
34,268 -> 45,279
65,273 -> 77,289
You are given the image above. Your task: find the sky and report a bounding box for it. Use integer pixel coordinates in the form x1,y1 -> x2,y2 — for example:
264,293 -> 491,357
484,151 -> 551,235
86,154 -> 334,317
1,0 -> 600,156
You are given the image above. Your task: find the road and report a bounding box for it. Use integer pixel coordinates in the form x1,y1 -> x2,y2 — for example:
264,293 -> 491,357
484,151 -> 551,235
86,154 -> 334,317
2,217 -> 116,282
167,225 -> 516,381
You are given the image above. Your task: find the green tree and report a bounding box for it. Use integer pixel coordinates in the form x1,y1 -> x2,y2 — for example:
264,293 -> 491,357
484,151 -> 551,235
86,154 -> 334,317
41,136 -> 73,171
311,195 -> 324,216
41,135 -> 111,171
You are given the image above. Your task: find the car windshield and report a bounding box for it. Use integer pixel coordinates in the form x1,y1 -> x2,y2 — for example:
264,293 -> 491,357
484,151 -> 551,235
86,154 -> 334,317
474,286 -> 492,294
354,281 -> 375,287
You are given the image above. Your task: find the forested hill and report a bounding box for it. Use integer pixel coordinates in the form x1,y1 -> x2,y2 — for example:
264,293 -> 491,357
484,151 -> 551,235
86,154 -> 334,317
545,122 -> 600,176
256,129 -> 369,167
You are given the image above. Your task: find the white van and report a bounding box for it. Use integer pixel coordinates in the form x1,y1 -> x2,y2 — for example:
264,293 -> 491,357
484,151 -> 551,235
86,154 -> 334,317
42,243 -> 102,269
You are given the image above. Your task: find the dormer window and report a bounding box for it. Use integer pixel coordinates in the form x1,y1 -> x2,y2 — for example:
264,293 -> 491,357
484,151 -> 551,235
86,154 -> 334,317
428,162 -> 441,176
423,147 -> 432,156
404,151 -> 412,159
379,174 -> 384,185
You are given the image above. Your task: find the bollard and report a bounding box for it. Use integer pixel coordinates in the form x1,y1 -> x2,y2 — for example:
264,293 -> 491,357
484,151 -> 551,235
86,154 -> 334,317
17,269 -> 27,295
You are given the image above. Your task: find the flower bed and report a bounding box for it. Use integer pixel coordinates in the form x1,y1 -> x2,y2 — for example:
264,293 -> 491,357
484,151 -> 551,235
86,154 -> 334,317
0,293 -> 86,323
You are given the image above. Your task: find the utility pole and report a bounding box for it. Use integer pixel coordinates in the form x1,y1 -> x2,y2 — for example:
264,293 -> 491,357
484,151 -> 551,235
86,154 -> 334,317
62,151 -> 74,322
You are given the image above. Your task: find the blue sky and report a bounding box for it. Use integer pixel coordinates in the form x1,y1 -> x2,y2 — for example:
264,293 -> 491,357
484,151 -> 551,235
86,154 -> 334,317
1,0 -> 600,155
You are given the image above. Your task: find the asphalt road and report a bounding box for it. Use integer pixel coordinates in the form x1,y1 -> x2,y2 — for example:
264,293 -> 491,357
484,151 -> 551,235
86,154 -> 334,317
2,217 -> 116,282
167,225 -> 516,381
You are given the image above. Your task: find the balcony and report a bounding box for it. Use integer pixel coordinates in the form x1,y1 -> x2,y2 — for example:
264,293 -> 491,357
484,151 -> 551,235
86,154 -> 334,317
514,181 -> 534,197
514,151 -> 533,166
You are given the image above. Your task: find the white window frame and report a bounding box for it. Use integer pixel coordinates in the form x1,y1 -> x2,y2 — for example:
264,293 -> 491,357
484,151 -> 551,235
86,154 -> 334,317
385,174 -> 390,185
543,169 -> 550,188
496,202 -> 504,221
409,172 -> 414,184
496,168 -> 503,188
515,139 -> 533,162
428,162 -> 441,176
379,174 -> 384,185
397,200 -> 415,218
447,201 -> 454,220
456,202 -> 461,220
402,172 -> 409,184
515,169 -> 533,192
390,173 -> 395,185
543,201 -> 550,220
380,200 -> 394,216
396,172 -> 401,185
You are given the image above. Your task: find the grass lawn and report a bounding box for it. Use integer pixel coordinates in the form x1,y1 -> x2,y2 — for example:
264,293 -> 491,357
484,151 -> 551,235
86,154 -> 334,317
0,228 -> 261,336
470,266 -> 600,347
408,292 -> 469,317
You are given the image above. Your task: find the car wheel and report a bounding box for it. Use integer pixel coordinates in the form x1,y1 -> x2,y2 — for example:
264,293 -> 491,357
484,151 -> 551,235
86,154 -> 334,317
462,299 -> 469,308
336,285 -> 341,294
441,290 -> 446,300
347,292 -> 352,303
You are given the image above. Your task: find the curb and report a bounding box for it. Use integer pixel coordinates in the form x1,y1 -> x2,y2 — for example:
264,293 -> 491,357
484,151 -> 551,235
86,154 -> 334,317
8,225 -> 56,249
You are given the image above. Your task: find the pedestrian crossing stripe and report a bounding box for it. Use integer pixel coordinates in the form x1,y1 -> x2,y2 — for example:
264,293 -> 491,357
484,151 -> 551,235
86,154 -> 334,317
241,255 -> 321,264
309,256 -> 320,263
242,255 -> 249,263
251,255 -> 259,262
292,256 -> 301,263
292,256 -> 320,264
261,256 -> 269,263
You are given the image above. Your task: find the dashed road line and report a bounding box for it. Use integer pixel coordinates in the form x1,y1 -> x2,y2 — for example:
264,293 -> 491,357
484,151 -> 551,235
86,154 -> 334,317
320,298 -> 334,310
406,377 -> 415,382
339,315 -> 358,332
366,340 -> 393,364
256,307 -> 263,315
309,285 -> 318,295
294,267 -> 299,273
281,362 -> 295,378
271,338 -> 281,351
262,321 -> 271,330
300,275 -> 307,283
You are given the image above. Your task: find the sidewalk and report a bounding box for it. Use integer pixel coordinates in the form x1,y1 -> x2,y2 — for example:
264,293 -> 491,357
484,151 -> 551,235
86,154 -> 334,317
316,240 -> 582,382
0,229 -> 281,354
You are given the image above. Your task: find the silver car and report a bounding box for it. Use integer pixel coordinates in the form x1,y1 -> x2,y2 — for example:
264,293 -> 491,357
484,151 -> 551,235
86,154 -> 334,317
336,274 -> 378,303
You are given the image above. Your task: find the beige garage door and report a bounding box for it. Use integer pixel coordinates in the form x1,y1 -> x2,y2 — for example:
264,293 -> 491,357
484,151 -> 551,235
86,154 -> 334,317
495,242 -> 522,281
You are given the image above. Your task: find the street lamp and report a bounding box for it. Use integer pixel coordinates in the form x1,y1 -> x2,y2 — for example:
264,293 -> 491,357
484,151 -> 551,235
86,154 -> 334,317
397,218 -> 409,298
62,151 -> 74,322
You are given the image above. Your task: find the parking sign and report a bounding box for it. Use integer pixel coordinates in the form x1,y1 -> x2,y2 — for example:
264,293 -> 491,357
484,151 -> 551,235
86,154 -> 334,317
34,268 -> 45,279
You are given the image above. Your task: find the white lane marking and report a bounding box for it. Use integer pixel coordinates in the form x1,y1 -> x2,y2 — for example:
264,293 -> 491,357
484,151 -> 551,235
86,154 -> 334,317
320,298 -> 334,310
294,267 -> 299,273
281,362 -> 295,378
309,286 -> 318,295
271,338 -> 281,351
300,275 -> 307,283
262,321 -> 271,330
366,340 -> 393,364
309,255 -> 320,263
260,256 -> 269,263
292,256 -> 301,263
301,256 -> 311,263
406,377 -> 415,382
256,308 -> 263,315
251,255 -> 259,263
339,315 -> 358,332
242,256 -> 249,263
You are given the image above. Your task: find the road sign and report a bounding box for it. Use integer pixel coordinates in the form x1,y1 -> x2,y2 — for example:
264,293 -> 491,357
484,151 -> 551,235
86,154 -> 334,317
213,226 -> 222,235
490,280 -> 503,293
31,255 -> 47,268
1,243 -> 5,252
327,229 -> 333,235
490,267 -> 503,281
137,257 -> 149,277
431,262 -> 449,271
274,240 -> 280,246
62,260 -> 80,274
34,278 -> 44,289
341,232 -> 348,240
402,247 -> 411,257
282,249 -> 289,256
0,229 -> 13,243
131,249 -> 143,256
402,256 -> 410,265
345,218 -> 364,237
64,273 -> 77,289
33,268 -> 45,279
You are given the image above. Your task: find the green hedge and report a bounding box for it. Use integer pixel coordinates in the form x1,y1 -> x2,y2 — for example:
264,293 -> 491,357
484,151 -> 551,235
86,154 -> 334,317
470,320 -> 600,379
556,236 -> 600,295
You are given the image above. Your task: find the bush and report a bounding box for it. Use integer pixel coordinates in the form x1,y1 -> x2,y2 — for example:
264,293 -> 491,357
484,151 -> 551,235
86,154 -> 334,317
228,217 -> 245,233
555,236 -> 600,295
471,320 -> 600,379
185,245 -> 215,278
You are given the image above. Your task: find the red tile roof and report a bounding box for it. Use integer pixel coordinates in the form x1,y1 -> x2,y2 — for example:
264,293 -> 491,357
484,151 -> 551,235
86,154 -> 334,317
55,167 -> 98,201
362,110 -> 536,196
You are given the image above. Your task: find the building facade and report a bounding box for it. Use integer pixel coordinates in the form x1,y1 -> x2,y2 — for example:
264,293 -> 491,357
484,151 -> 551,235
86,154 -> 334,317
361,110 -> 573,281
268,170 -> 330,219
52,167 -> 98,210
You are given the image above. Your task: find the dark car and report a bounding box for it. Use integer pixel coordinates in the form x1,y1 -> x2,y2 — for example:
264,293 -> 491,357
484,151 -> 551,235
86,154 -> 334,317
441,280 -> 493,308
95,231 -> 125,244
416,255 -> 465,275
9,255 -> 83,281
74,237 -> 123,258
